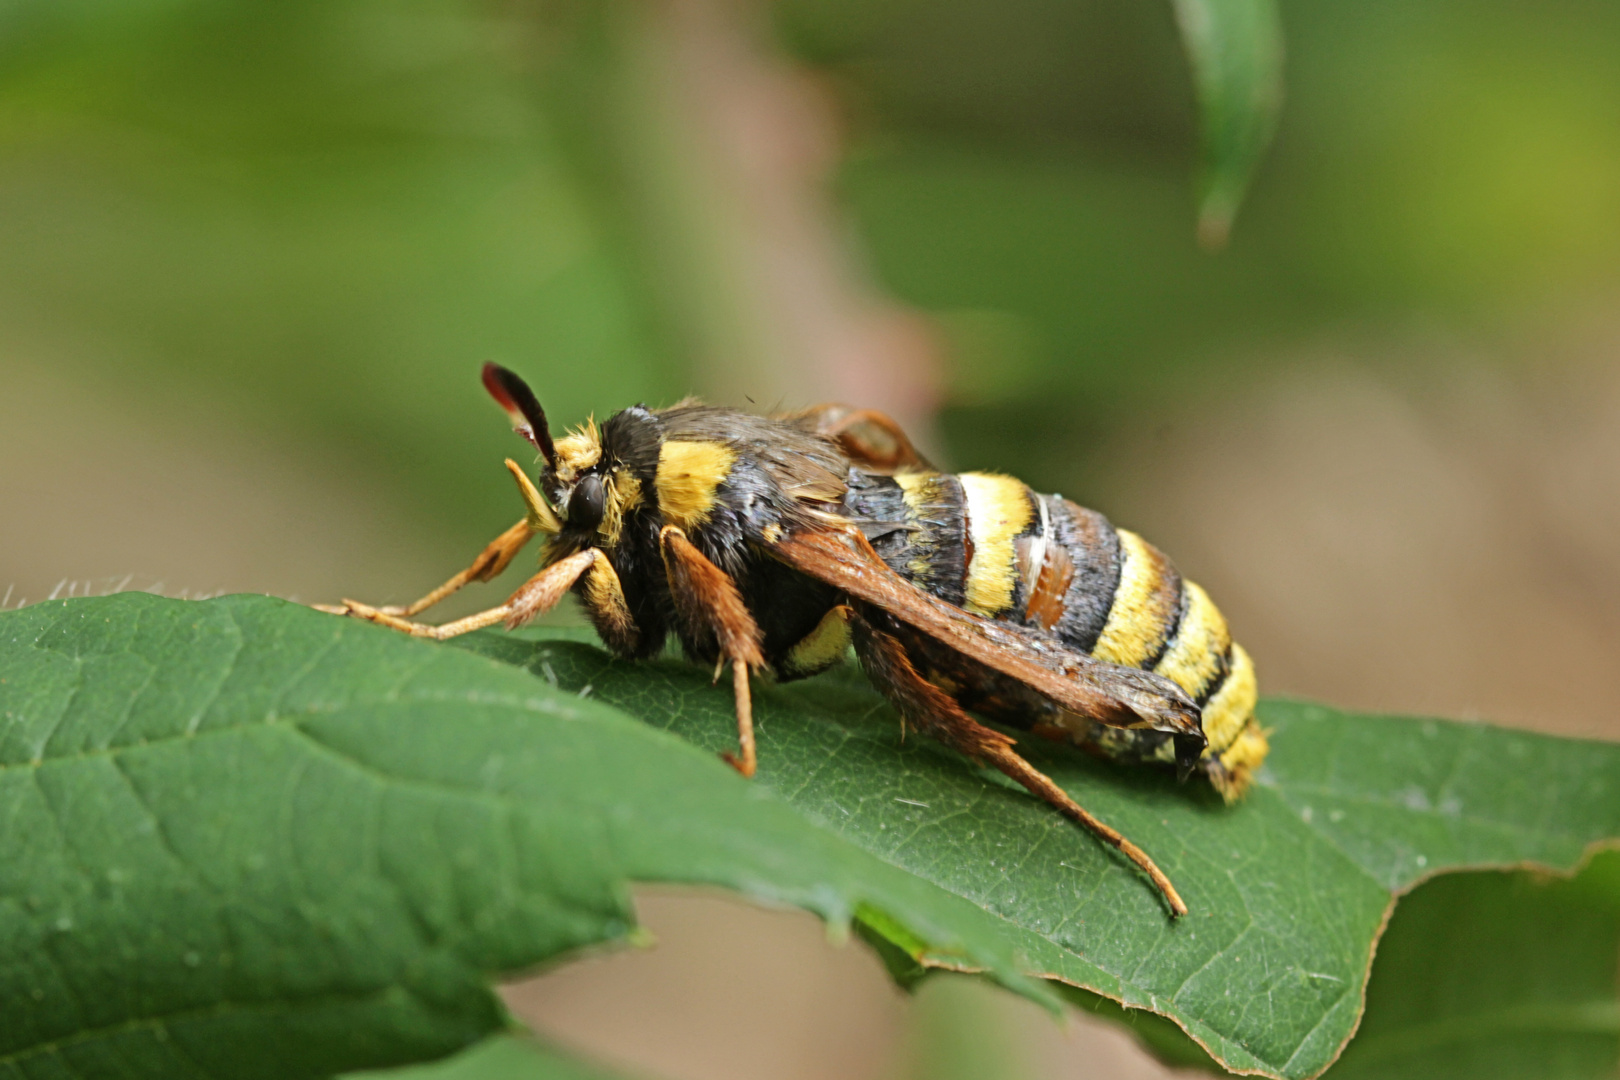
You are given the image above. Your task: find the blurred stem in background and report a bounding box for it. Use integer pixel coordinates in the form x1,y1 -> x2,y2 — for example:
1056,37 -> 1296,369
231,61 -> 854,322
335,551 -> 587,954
532,0 -> 944,439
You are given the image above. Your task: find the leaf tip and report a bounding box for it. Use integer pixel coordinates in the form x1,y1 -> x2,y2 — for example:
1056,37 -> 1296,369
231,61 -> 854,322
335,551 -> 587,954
1196,208 -> 1233,252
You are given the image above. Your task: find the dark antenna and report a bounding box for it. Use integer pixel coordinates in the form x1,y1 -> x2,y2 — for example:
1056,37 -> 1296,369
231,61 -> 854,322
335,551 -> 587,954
482,363 -> 557,469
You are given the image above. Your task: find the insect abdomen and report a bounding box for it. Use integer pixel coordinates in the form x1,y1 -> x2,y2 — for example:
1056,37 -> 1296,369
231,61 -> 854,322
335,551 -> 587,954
847,468 -> 1267,799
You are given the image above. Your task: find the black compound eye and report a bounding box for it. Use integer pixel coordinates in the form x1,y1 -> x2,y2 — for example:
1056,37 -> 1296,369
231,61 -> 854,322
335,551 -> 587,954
569,474 -> 606,530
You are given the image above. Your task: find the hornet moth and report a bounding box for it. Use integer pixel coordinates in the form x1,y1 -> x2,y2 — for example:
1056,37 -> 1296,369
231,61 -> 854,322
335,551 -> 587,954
319,365 -> 1268,916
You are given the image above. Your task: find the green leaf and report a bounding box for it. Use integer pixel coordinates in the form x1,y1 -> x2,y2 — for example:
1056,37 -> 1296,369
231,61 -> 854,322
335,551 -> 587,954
457,632 -> 1620,1079
1325,853 -> 1620,1079
1167,0 -> 1284,245
5,594 -> 1618,1080
0,594 -> 1043,1079
348,1035 -> 638,1080
1062,858 -> 1620,1078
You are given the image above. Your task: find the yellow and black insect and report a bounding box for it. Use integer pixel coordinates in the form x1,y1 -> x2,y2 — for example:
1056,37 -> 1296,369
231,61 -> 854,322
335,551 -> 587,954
321,365 -> 1266,916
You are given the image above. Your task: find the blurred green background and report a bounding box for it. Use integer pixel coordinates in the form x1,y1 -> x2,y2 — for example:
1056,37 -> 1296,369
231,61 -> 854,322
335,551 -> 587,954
4,1 -> 1618,1078
8,0 -> 1618,530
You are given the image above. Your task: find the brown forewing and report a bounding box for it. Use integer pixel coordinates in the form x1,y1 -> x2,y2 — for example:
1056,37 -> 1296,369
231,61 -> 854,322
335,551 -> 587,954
768,528 -> 1201,734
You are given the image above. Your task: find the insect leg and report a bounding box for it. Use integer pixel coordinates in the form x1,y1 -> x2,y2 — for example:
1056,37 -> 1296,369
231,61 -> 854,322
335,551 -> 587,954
851,611 -> 1188,918
659,526 -> 766,778
326,548 -> 599,640
575,548 -> 640,655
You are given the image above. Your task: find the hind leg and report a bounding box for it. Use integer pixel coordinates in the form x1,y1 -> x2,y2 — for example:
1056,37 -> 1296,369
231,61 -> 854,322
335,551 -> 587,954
851,610 -> 1187,917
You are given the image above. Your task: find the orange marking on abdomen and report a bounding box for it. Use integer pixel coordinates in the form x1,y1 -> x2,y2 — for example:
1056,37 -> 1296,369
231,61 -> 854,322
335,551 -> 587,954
1024,541 -> 1074,632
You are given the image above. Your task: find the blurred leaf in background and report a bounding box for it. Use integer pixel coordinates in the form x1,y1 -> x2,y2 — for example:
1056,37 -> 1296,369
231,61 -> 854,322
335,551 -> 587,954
773,0 -> 1620,477
1170,0 -> 1283,247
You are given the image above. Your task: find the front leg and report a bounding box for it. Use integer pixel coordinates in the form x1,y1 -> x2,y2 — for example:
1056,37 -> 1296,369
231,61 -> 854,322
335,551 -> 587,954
659,526 -> 766,777
326,548 -> 600,640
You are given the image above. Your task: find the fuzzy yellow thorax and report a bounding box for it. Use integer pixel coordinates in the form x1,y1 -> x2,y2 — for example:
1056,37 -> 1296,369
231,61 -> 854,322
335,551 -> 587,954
655,440 -> 736,529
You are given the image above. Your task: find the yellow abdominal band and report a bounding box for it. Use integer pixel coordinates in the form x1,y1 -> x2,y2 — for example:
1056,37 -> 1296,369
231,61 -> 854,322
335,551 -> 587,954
1093,530 -> 1179,670
958,472 -> 1034,618
1203,643 -> 1264,801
